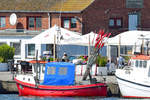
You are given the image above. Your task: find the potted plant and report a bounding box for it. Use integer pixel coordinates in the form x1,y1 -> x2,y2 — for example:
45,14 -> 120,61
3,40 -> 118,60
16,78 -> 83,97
0,44 -> 15,71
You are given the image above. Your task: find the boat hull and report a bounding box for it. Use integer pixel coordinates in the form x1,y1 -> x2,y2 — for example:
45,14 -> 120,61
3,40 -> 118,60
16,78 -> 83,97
15,78 -> 107,97
116,75 -> 150,98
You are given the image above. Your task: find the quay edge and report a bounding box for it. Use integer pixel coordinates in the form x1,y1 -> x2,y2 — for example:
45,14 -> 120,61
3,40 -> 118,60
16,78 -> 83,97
0,80 -> 18,94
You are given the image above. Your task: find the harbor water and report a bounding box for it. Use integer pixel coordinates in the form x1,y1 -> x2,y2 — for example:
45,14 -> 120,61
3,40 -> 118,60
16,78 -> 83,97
0,94 -> 149,100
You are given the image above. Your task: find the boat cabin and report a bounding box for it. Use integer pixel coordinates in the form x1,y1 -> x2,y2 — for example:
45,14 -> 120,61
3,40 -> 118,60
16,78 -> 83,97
41,62 -> 75,85
130,55 -> 149,67
129,55 -> 150,77
28,60 -> 48,81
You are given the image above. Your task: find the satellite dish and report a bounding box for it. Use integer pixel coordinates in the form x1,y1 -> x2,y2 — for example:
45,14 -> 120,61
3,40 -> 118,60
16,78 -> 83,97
9,13 -> 17,25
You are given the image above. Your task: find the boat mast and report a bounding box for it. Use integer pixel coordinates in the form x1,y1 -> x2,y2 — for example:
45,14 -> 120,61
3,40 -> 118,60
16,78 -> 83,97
146,40 -> 149,55
138,34 -> 150,55
35,50 -> 39,88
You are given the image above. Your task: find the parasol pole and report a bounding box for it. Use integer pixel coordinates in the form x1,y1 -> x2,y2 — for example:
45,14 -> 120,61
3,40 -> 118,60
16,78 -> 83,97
88,35 -> 90,57
118,34 -> 121,56
53,34 -> 56,61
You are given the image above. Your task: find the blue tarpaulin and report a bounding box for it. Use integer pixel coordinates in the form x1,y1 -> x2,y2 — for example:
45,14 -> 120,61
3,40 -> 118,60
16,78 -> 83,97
41,62 -> 75,86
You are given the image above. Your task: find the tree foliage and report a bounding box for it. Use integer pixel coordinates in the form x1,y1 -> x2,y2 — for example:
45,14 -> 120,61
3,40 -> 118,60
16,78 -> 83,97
0,44 -> 15,63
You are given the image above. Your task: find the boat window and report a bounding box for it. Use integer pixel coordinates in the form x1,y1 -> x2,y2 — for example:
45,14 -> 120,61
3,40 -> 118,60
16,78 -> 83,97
47,67 -> 56,75
59,67 -> 67,75
143,61 -> 147,68
135,60 -> 138,67
131,60 -> 134,66
148,67 -> 150,77
139,61 -> 142,67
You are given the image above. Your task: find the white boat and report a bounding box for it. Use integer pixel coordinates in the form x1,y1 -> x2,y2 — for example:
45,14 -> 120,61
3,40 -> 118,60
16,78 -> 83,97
115,55 -> 150,98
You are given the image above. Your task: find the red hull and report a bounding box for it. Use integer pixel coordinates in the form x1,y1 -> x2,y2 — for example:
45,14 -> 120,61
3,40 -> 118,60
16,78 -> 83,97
123,96 -> 150,98
15,78 -> 107,97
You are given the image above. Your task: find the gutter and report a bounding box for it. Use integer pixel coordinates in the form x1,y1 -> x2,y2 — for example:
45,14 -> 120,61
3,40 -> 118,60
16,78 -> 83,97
48,13 -> 51,28
0,10 -> 82,13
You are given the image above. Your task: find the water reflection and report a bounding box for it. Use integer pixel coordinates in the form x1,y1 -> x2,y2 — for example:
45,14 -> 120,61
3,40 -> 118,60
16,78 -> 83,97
0,94 -> 149,100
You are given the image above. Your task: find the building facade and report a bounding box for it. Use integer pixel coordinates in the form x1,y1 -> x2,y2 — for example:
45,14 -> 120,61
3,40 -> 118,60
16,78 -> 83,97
0,0 -> 149,61
82,0 -> 150,36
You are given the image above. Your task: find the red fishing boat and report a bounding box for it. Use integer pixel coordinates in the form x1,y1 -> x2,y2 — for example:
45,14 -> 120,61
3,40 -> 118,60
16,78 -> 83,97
14,29 -> 110,97
15,62 -> 107,97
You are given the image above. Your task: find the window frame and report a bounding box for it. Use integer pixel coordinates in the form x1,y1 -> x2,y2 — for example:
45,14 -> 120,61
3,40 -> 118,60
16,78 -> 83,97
62,17 -> 77,29
139,60 -> 142,67
10,42 -> 21,57
0,16 -> 6,28
71,18 -> 77,28
126,0 -> 143,8
143,61 -> 147,68
135,60 -> 138,67
27,44 -> 35,57
47,67 -> 56,75
27,16 -> 42,30
109,18 -> 123,28
59,67 -> 67,75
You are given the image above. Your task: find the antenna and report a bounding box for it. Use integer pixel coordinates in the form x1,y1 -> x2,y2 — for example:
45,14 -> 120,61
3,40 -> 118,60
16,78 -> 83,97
9,13 -> 17,25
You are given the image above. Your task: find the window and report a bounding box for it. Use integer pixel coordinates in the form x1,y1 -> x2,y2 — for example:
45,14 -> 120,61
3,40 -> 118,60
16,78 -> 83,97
109,18 -> 122,28
64,18 -> 70,28
46,44 -> 53,51
117,19 -> 121,26
28,44 -> 35,56
109,19 -> 114,27
62,17 -> 77,28
126,0 -> 143,8
46,44 -> 53,55
29,17 -> 34,28
28,17 -> 42,29
120,46 -> 132,55
139,61 -> 142,67
0,17 -> 6,28
36,17 -> 42,28
143,61 -> 147,68
71,18 -> 77,28
135,60 -> 138,67
59,67 -> 67,75
47,67 -> 56,75
10,42 -> 21,56
131,60 -> 134,66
